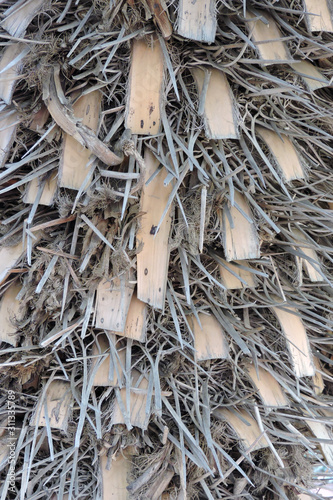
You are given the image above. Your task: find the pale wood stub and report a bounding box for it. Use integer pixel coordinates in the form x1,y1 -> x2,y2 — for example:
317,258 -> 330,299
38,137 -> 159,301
32,380 -> 72,431
291,60 -> 330,91
246,11 -> 292,64
111,370 -> 149,429
0,283 -> 24,346
223,191 -> 260,262
24,172 -> 58,206
91,334 -> 126,387
0,43 -> 26,104
59,90 -> 102,190
218,260 -> 256,290
136,149 -> 172,310
0,109 -> 18,167
177,0 -> 217,42
126,38 -> 164,135
0,241 -> 26,285
100,452 -> 131,500
190,313 -> 229,361
272,305 -> 315,377
291,228 -> 322,282
213,408 -> 269,451
246,364 -> 288,407
257,126 -> 304,181
306,419 -> 333,466
1,0 -> 46,37
304,0 -> 333,32
95,274 -> 135,332
192,68 -> 238,140
122,292 -> 147,342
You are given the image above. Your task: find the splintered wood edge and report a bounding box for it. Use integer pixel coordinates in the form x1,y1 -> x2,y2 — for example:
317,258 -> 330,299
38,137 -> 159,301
177,0 -> 217,42
272,306 -> 315,378
126,37 -> 164,135
245,364 -> 288,407
246,10 -> 292,63
192,68 -> 238,140
122,292 -> 147,342
223,191 -> 260,261
256,126 -> 304,181
190,313 -> 229,361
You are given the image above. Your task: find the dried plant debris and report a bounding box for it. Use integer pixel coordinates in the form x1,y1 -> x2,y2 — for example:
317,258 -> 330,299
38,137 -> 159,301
0,1 -> 333,499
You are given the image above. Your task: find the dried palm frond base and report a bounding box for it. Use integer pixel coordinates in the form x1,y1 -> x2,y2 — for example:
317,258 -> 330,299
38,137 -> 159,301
1,1 -> 333,499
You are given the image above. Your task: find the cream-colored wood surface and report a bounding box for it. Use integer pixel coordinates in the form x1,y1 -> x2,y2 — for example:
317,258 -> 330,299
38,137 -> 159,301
91,334 -> 125,387
291,228 -> 322,282
0,43 -> 26,104
223,191 -> 260,261
122,293 -> 147,342
24,171 -> 57,206
59,90 -> 102,189
291,60 -> 330,91
126,38 -> 163,135
306,419 -> 333,466
246,11 -> 291,63
136,149 -> 172,310
218,260 -> 256,290
177,0 -> 217,42
111,370 -> 149,429
0,109 -> 18,167
95,274 -> 135,332
213,408 -> 268,451
32,380 -> 72,431
304,0 -> 333,32
257,126 -> 304,181
312,356 -> 325,395
192,68 -> 238,140
246,364 -> 288,407
100,452 -> 131,500
0,240 -> 26,285
0,283 -> 24,346
272,305 -> 315,377
190,313 -> 229,361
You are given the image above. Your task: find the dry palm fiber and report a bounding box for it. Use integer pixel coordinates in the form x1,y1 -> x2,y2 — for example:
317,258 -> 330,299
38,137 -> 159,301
0,1 -> 333,499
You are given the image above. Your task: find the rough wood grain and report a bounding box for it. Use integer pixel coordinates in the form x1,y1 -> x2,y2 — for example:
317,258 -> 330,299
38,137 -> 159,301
122,292 -> 147,342
246,10 -> 292,64
0,283 -> 24,346
177,0 -> 216,42
100,451 -> 132,500
59,90 -> 103,189
0,240 -> 26,285
218,260 -> 256,290
24,171 -> 57,206
95,273 -> 135,332
223,191 -> 260,262
31,380 -> 72,431
91,334 -> 126,387
192,68 -> 238,140
304,0 -> 333,32
246,364 -> 288,407
257,126 -> 304,181
0,108 -> 18,168
189,313 -> 229,361
213,408 -> 268,451
291,60 -> 331,91
126,38 -> 164,135
272,305 -> 315,378
146,0 -> 172,39
136,149 -> 172,310
111,370 -> 149,429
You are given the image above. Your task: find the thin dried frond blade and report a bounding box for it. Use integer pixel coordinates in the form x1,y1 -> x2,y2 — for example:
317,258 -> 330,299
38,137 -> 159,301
245,10 -> 292,64
192,68 -> 239,140
136,149 -> 172,310
90,334 -> 125,387
111,370 -> 149,430
256,126 -> 304,182
95,273 -> 135,332
177,0 -> 217,42
125,37 -> 164,135
59,90 -> 102,189
189,313 -> 229,361
272,304 -> 315,378
222,191 -> 260,261
304,0 -> 333,32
